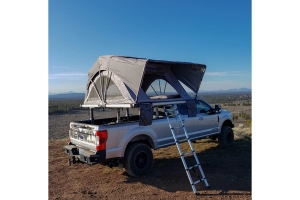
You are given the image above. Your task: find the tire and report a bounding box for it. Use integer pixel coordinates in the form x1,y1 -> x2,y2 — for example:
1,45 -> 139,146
218,126 -> 234,147
124,143 -> 153,177
209,135 -> 218,141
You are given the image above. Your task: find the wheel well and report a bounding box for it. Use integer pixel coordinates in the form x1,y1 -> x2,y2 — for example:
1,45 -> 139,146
222,119 -> 234,128
127,134 -> 154,149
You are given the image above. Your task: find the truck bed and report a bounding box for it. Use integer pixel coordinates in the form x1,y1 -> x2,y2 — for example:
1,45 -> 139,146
75,111 -> 167,126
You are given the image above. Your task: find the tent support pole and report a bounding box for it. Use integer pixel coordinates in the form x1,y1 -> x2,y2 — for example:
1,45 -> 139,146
99,70 -> 104,102
104,71 -> 112,101
92,82 -> 102,100
116,108 -> 121,123
126,108 -> 129,121
90,108 -> 94,124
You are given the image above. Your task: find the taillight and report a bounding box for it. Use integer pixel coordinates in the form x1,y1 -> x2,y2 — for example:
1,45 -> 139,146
95,130 -> 108,151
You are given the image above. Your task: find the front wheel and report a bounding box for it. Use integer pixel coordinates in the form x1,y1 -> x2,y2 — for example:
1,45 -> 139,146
209,135 -> 218,141
218,126 -> 234,147
124,143 -> 153,177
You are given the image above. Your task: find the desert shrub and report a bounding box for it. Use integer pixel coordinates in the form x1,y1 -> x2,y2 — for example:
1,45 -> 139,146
232,115 -> 238,122
245,119 -> 251,128
235,115 -> 238,121
49,99 -> 84,115
199,91 -> 251,104
233,127 -> 252,140
245,114 -> 251,120
243,102 -> 252,106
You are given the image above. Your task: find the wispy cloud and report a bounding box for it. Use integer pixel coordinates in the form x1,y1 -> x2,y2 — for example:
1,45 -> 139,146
205,71 -> 245,76
49,72 -> 86,80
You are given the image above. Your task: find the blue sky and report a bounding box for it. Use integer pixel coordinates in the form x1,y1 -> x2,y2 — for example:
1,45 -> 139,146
49,0 -> 251,94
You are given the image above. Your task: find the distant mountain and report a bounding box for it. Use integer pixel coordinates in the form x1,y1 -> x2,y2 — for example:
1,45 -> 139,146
198,88 -> 251,93
49,88 -> 251,100
49,92 -> 85,99
227,88 -> 251,91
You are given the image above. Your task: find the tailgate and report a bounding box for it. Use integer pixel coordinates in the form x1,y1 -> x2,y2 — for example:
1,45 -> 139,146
69,122 -> 100,152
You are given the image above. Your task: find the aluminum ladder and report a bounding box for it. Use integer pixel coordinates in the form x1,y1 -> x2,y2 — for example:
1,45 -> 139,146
164,104 -> 209,195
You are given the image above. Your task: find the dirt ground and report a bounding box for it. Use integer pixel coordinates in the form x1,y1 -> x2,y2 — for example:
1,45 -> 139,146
49,107 -> 252,199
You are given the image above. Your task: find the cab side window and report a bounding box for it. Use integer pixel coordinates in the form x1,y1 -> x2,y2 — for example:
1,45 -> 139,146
196,100 -> 211,114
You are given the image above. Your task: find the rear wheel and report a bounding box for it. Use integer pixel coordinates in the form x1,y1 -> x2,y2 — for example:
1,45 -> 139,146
218,126 -> 234,147
124,143 -> 153,177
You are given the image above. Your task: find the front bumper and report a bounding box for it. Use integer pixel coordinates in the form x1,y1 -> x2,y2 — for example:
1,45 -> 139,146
64,145 -> 106,164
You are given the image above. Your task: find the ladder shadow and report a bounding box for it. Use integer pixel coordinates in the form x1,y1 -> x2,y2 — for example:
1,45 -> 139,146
122,138 -> 251,195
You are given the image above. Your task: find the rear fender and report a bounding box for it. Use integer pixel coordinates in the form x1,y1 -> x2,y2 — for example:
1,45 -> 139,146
118,126 -> 157,157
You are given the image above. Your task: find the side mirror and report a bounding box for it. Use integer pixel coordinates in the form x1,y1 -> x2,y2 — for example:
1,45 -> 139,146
215,105 -> 221,113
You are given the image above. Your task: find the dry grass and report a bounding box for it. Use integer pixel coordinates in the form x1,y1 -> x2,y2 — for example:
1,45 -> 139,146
233,127 -> 252,140
154,126 -> 252,160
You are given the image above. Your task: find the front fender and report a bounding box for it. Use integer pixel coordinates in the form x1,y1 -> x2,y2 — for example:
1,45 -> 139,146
219,111 -> 234,130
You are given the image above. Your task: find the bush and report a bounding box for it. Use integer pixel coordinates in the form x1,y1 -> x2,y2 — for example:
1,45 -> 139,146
49,99 -> 84,115
245,120 -> 251,128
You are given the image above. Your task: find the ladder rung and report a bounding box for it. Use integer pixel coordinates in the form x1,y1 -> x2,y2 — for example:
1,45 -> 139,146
171,126 -> 181,129
193,180 -> 201,185
188,164 -> 199,170
183,151 -> 194,156
179,139 -> 188,142
166,114 -> 175,117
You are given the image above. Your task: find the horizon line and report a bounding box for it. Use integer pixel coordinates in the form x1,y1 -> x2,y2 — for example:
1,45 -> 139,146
49,88 -> 252,95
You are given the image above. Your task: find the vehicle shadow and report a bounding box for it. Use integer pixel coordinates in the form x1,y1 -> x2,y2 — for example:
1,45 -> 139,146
121,138 -> 251,195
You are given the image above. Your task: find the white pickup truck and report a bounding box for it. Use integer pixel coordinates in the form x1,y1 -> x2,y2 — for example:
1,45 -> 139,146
64,55 -> 234,177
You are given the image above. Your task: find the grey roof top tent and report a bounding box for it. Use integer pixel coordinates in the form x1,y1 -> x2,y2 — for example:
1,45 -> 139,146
82,55 -> 206,125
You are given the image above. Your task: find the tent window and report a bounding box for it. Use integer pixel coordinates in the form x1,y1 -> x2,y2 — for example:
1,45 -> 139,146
106,83 -> 123,99
91,74 -> 124,100
87,87 -> 99,100
146,79 -> 178,98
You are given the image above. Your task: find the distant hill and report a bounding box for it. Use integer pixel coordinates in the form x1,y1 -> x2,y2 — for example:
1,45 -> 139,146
49,92 -> 85,99
198,88 -> 251,94
227,88 -> 251,92
49,88 -> 251,100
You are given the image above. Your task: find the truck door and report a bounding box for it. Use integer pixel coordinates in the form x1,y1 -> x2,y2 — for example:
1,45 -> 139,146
178,105 -> 199,133
196,100 -> 219,136
176,103 -> 199,140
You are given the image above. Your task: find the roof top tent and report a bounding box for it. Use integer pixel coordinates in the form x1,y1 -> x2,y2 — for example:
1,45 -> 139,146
82,55 -> 206,125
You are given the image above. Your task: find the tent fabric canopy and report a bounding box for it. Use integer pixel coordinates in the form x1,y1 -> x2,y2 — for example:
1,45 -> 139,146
83,55 -> 206,107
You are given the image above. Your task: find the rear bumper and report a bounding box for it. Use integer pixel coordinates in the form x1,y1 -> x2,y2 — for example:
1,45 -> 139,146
64,145 -> 106,164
